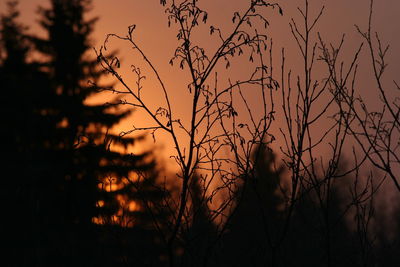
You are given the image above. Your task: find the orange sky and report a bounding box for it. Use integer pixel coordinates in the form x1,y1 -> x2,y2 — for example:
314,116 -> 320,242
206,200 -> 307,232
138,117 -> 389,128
1,0 -> 399,172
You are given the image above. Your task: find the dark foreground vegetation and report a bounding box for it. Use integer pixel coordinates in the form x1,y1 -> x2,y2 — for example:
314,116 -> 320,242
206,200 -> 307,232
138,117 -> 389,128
1,0 -> 399,266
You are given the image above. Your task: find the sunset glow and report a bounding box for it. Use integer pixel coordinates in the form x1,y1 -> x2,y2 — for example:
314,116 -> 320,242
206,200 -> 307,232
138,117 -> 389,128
3,0 -> 399,266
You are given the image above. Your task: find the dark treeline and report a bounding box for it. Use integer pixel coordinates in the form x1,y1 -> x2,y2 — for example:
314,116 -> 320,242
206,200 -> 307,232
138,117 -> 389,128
1,0 -> 399,267
2,0 -> 168,266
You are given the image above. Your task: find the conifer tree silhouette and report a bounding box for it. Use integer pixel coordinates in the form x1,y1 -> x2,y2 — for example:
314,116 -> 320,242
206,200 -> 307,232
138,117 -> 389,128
1,0 -> 30,264
11,0 -> 168,265
283,165 -> 356,267
0,2 -> 53,265
179,174 -> 218,267
220,145 -> 286,267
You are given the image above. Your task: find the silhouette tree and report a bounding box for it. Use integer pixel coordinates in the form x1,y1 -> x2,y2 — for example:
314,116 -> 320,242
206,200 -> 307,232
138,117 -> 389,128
370,191 -> 400,266
7,0 -> 393,266
6,0 -> 169,265
0,0 -> 31,191
179,174 -> 218,267
219,145 -> 286,267
95,160 -> 173,267
284,170 -> 356,267
217,145 -> 360,267
96,1 -> 283,265
0,2 -> 52,266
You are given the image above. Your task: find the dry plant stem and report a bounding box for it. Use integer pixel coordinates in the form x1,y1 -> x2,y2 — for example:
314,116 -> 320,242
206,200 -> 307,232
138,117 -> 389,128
97,1 -> 282,266
321,0 -> 400,192
351,163 -> 379,265
357,1 -> 400,190
315,1 -> 400,263
279,1 -> 366,265
280,0 -> 327,240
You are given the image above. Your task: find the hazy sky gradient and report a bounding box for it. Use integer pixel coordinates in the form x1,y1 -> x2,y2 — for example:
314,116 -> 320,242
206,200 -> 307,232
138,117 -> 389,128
1,0 -> 399,164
